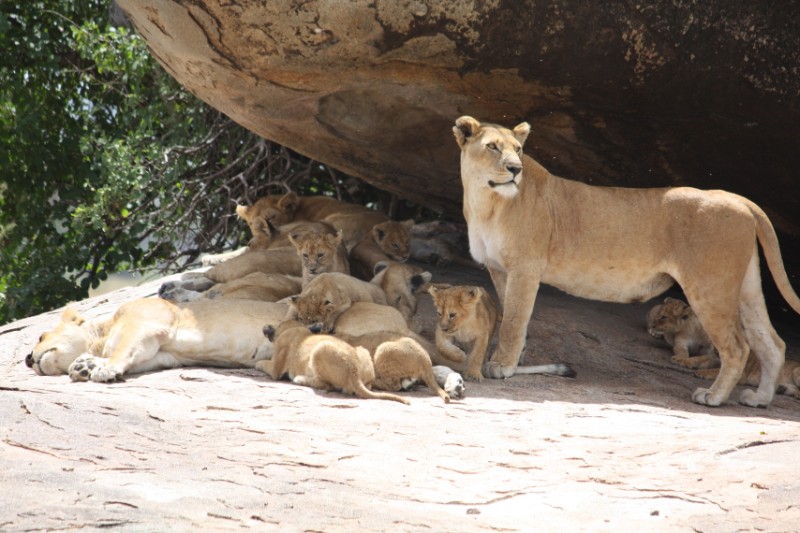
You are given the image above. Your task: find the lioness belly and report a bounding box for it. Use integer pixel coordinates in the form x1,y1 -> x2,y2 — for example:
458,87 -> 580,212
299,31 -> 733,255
543,265 -> 674,304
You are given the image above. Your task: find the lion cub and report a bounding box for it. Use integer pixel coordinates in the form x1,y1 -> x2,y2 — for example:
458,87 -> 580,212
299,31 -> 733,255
427,284 -> 499,381
288,229 -> 350,285
646,297 -> 719,369
647,298 -> 800,398
428,284 -> 575,382
288,272 -> 388,333
370,261 -> 432,332
258,319 -> 408,404
337,331 -> 452,403
349,219 -> 414,280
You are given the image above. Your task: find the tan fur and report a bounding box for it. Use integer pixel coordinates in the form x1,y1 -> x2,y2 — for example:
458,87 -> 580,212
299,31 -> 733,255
454,115 -> 800,408
288,229 -> 350,285
160,272 -> 302,303
647,300 -> 800,399
204,247 -> 302,283
349,219 -> 414,280
321,210 -> 391,249
427,284 -> 499,382
257,319 -> 408,404
238,192 -> 372,227
337,331 -> 451,402
287,273 -> 388,333
27,298 -> 288,381
370,261 -> 432,332
646,297 -> 719,369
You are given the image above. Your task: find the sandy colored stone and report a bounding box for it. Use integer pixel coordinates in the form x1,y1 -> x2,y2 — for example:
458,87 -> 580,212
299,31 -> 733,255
2,264 -> 799,531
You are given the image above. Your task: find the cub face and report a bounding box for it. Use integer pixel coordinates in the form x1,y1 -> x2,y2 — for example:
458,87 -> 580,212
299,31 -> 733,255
428,284 -> 482,335
290,230 -> 345,281
288,292 -> 349,333
646,297 -> 693,339
235,192 -> 299,241
372,219 -> 414,262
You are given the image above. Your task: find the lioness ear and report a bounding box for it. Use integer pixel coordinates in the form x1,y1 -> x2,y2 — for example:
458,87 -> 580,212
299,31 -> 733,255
513,121 -> 531,146
62,307 -> 85,326
453,116 -> 481,149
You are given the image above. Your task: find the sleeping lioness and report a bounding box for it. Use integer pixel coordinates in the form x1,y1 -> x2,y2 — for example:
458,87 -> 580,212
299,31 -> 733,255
454,115 -> 800,407
27,298 -> 287,381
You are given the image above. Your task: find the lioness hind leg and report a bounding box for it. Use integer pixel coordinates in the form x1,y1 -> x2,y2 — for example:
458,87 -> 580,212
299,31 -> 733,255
732,253 -> 784,407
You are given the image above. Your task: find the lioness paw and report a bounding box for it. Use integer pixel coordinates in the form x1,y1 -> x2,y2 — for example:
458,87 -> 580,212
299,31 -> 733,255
738,389 -> 770,409
691,387 -> 723,407
68,355 -> 124,383
465,371 -> 483,383
482,361 -> 516,379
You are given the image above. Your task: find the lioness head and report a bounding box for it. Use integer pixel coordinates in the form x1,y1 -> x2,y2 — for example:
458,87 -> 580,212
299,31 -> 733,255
371,219 -> 414,262
453,116 -> 531,198
26,308 -> 91,376
646,297 -> 693,339
289,230 -> 348,283
427,284 -> 483,334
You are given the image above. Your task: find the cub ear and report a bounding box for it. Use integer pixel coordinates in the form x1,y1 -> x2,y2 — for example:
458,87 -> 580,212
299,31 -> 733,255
277,192 -> 299,215
411,271 -> 433,291
331,229 -> 344,245
402,219 -> 415,230
263,325 -> 276,342
373,261 -> 389,275
663,297 -> 679,304
61,307 -> 85,326
512,121 -> 531,145
453,116 -> 481,149
464,287 -> 481,304
235,204 -> 251,221
373,227 -> 386,242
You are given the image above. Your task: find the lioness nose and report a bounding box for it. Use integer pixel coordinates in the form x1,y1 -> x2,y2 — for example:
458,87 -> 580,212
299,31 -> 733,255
25,353 -> 34,368
507,164 -> 522,177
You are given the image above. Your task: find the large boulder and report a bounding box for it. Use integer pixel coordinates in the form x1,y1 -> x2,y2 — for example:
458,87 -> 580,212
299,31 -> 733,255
117,1 -> 799,249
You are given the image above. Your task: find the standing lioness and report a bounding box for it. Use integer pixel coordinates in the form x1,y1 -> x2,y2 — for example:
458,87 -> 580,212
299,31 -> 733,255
454,115 -> 800,408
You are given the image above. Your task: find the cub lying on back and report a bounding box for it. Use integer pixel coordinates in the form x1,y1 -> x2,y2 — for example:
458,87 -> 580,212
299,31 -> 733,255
370,261 -> 432,332
428,284 -> 575,382
646,297 -> 719,369
258,319 -> 409,404
647,298 -> 800,398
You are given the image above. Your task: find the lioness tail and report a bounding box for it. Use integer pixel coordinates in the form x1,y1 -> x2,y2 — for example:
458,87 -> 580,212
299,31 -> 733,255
514,363 -> 576,378
742,198 -> 800,315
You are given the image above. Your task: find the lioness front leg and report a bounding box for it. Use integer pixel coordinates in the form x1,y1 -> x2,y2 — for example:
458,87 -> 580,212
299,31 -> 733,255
484,274 -> 540,379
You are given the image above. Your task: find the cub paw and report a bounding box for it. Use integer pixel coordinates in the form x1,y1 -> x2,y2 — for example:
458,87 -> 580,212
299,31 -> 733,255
482,361 -> 515,379
670,355 -> 694,368
691,387 -> 723,407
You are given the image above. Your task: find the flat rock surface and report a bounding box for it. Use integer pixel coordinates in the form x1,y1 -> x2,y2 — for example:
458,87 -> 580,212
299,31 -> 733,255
2,264 -> 799,532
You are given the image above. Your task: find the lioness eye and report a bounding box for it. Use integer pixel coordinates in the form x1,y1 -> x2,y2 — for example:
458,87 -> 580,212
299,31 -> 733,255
486,142 -> 498,151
